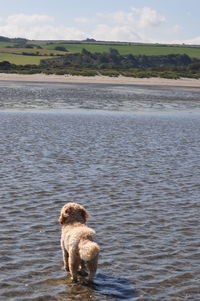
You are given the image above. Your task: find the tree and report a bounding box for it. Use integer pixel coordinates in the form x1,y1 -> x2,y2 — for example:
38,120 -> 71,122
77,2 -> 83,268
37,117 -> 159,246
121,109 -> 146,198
54,46 -> 68,51
109,48 -> 119,55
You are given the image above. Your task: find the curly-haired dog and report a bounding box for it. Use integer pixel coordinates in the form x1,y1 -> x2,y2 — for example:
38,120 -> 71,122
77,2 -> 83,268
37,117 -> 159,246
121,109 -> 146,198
58,202 -> 100,282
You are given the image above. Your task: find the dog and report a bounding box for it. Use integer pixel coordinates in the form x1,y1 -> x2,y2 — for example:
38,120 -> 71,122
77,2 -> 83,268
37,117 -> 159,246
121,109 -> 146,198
58,202 -> 100,282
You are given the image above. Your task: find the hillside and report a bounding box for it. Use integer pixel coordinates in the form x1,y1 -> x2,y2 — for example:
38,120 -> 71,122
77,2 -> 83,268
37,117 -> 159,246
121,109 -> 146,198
0,36 -> 200,79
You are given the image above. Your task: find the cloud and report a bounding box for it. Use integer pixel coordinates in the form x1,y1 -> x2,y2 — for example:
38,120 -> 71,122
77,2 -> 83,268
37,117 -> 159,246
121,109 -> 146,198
0,8 -> 191,44
97,7 -> 165,28
6,14 -> 54,25
185,36 -> 200,45
0,24 -> 85,40
24,26 -> 85,40
93,7 -> 166,42
132,6 -> 166,28
92,24 -> 143,42
0,14 -> 86,40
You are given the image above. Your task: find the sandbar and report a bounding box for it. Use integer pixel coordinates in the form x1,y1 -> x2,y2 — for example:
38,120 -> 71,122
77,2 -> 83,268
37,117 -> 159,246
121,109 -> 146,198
0,73 -> 200,88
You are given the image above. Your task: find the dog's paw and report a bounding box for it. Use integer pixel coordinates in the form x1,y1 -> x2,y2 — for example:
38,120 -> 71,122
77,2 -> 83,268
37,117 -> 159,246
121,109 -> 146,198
71,277 -> 78,282
77,270 -> 88,277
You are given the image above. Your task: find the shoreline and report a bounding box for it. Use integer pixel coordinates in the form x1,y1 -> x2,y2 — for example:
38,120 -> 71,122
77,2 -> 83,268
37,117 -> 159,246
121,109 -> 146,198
0,73 -> 200,88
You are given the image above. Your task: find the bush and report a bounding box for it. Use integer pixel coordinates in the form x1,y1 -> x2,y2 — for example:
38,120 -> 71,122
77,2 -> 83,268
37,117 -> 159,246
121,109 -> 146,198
99,69 -> 120,77
54,46 -> 68,51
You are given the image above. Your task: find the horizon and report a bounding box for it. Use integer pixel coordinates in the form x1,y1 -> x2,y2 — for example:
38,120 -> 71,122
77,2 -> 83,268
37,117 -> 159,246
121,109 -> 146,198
1,35 -> 200,47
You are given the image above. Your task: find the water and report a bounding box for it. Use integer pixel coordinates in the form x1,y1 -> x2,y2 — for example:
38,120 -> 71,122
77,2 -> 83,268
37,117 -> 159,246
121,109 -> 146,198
0,80 -> 200,112
0,81 -> 200,300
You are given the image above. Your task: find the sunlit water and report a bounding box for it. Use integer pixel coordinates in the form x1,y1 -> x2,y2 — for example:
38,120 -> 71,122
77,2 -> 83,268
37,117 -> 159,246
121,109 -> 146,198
0,81 -> 200,300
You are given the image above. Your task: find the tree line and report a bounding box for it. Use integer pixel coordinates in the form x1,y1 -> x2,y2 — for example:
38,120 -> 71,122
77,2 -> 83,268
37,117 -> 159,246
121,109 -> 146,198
40,48 -> 197,70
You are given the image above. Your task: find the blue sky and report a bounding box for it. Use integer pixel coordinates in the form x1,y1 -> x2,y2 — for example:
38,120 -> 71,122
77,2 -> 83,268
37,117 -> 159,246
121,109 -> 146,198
0,0 -> 199,44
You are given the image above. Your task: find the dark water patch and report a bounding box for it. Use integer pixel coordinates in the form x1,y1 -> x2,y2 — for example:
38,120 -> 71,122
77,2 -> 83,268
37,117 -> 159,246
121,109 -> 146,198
94,273 -> 138,300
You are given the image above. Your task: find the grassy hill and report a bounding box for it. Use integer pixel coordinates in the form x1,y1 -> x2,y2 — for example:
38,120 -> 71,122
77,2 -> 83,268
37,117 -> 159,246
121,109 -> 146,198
43,43 -> 200,58
0,37 -> 200,66
0,37 -> 200,79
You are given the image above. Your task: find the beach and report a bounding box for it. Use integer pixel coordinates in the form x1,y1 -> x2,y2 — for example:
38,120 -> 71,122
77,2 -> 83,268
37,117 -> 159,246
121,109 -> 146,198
0,72 -> 200,88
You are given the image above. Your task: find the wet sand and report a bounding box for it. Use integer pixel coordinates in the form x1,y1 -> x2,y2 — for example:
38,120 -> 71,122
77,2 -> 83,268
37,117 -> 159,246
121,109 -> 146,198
0,73 -> 200,88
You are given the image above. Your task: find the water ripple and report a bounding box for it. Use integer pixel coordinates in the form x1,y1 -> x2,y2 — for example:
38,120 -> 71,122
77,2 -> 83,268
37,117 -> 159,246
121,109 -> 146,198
0,106 -> 200,300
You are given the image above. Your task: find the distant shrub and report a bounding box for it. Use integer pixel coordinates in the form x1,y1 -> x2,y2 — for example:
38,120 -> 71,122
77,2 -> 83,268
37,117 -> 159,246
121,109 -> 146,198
54,70 -> 66,75
159,71 -> 180,79
54,46 -> 68,51
99,69 -> 120,77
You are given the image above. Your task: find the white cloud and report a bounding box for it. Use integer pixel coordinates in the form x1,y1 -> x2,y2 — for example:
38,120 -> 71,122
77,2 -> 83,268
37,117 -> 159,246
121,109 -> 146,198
92,7 -> 166,42
0,24 -> 85,40
93,24 -> 143,42
6,14 -> 54,26
97,7 -> 165,28
25,25 -> 85,40
0,14 -> 85,40
0,8 -> 192,44
185,36 -> 200,45
132,7 -> 166,28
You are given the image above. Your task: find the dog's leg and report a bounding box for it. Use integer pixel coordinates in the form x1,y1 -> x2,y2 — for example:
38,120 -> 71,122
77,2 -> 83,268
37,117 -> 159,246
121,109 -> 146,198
68,250 -> 80,282
87,255 -> 98,282
78,260 -> 88,277
61,242 -> 69,271
80,260 -> 86,271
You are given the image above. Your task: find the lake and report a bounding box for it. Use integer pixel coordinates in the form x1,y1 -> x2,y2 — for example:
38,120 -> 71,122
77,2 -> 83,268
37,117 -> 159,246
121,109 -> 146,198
0,81 -> 200,300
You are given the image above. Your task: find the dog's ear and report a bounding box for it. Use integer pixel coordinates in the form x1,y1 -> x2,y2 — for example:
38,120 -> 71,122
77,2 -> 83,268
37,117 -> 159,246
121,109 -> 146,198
58,207 -> 70,225
80,207 -> 89,222
58,213 -> 65,225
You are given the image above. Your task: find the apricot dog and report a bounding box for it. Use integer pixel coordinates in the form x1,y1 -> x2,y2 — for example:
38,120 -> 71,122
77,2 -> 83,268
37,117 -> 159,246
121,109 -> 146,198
58,202 -> 99,282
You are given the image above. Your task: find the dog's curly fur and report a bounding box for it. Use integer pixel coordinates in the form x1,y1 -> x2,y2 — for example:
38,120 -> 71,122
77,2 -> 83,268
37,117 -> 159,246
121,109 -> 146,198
58,202 -> 100,282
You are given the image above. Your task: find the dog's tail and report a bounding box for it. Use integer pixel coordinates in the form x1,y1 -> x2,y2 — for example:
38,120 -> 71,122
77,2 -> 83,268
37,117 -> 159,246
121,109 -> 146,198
79,238 -> 100,262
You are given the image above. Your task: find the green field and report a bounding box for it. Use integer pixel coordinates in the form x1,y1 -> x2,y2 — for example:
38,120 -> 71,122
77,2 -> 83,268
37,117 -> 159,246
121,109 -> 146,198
0,53 -> 52,65
0,47 -> 67,55
44,43 -> 200,58
0,42 -> 17,48
0,44 -> 68,65
0,39 -> 200,66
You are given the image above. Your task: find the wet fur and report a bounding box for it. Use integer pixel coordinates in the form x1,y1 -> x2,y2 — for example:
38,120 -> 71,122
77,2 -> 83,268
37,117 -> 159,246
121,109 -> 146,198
58,202 -> 99,282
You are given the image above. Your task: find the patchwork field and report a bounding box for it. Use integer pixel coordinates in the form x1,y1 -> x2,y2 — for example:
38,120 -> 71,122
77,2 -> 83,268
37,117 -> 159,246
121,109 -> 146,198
0,39 -> 200,65
44,43 -> 200,58
0,52 -> 53,65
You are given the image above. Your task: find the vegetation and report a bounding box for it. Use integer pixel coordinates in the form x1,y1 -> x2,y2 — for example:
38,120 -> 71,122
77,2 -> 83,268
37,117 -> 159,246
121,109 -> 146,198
43,43 -> 200,59
0,53 -> 52,65
0,36 -> 200,79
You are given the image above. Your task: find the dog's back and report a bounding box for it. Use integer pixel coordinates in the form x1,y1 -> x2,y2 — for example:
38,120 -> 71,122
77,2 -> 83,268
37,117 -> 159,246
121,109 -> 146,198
62,225 -> 99,257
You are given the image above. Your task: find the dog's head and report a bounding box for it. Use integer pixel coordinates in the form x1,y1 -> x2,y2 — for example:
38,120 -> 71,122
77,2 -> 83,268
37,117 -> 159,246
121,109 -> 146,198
58,202 -> 89,225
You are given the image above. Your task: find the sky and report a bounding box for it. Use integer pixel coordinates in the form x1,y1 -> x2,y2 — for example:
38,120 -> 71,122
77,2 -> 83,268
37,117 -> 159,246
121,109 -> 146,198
0,0 -> 199,44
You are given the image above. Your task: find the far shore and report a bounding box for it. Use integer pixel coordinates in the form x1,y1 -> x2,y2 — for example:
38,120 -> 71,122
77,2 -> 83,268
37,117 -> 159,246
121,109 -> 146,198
0,73 -> 200,88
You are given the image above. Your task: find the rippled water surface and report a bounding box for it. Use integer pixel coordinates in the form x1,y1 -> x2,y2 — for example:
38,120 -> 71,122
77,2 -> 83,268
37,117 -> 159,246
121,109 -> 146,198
0,81 -> 200,300
0,80 -> 200,112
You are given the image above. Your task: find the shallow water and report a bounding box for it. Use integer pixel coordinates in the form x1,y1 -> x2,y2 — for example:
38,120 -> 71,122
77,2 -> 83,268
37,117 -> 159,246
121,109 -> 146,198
0,82 -> 200,300
0,80 -> 200,112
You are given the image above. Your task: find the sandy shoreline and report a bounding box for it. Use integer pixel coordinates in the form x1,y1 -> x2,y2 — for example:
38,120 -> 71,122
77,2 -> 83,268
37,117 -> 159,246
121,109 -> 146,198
0,73 -> 200,88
